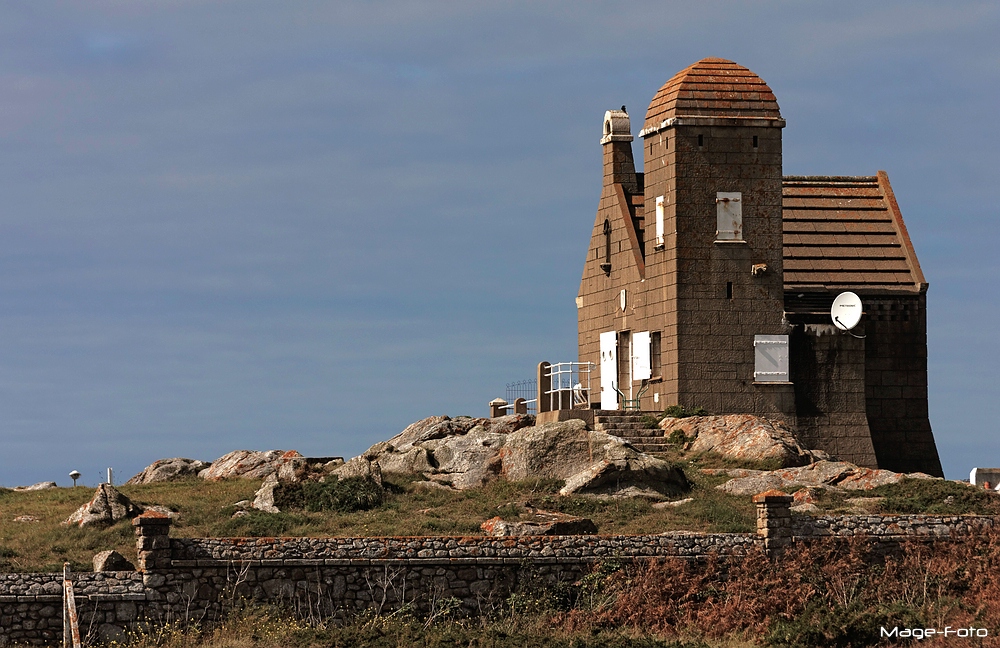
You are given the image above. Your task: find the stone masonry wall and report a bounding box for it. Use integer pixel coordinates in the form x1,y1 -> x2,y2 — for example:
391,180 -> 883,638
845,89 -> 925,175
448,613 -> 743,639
2,505 -> 998,646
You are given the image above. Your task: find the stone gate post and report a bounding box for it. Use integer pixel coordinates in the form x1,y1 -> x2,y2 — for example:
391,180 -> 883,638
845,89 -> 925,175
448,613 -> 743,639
753,490 -> 793,555
133,511 -> 172,571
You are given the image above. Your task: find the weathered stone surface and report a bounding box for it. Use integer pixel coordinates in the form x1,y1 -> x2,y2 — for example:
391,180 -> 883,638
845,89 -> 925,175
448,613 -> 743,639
716,460 -> 938,496
144,505 -> 179,519
480,513 -> 597,536
13,515 -> 39,522
420,426 -> 507,489
330,457 -> 383,486
252,474 -> 280,513
93,550 -> 135,572
199,450 -> 303,481
13,481 -> 58,491
63,484 -> 143,527
653,497 -> 694,509
501,419 -> 604,481
360,415 -> 686,498
661,414 -> 827,467
127,458 -> 210,484
558,453 -> 689,498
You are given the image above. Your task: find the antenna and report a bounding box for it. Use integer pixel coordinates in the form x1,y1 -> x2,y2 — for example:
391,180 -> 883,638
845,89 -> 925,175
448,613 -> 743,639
831,292 -> 866,339
69,470 -> 81,487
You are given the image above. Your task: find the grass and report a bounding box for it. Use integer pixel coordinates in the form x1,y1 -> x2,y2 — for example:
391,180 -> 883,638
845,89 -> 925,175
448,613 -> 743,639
0,469 -> 759,572
2,460 -> 995,574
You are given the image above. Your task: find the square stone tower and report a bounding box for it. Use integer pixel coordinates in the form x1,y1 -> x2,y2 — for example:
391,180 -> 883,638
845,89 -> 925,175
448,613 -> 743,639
639,58 -> 790,415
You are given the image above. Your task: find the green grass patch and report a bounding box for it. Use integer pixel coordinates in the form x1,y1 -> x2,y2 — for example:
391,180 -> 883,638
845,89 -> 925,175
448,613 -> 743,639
870,477 -> 1000,515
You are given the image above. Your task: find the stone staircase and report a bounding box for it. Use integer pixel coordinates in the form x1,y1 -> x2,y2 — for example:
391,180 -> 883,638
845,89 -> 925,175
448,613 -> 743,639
593,410 -> 671,455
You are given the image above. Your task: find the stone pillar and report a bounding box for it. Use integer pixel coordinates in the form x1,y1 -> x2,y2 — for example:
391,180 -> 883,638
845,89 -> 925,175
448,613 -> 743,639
753,490 -> 794,555
133,511 -> 172,572
537,362 -> 551,413
514,398 -> 527,415
489,398 -> 508,418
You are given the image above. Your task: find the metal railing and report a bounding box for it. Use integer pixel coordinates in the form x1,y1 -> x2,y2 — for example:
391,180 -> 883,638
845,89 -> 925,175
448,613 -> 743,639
541,361 -> 594,412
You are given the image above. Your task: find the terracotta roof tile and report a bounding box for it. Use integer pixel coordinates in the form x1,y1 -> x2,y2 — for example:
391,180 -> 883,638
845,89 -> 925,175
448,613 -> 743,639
644,59 -> 781,130
782,175 -> 924,292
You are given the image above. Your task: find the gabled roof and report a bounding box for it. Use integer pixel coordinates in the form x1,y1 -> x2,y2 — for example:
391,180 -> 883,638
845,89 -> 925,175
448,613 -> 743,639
644,58 -> 781,132
782,172 -> 926,294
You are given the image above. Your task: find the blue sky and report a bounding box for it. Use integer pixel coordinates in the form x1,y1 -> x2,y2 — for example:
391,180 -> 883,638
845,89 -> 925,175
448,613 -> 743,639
1,1 -> 997,485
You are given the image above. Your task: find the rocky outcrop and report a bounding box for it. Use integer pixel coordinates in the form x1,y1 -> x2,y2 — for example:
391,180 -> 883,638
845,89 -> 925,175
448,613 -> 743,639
199,450 -> 304,481
360,415 -> 688,499
63,484 -> 143,527
709,461 -> 938,496
127,458 -> 210,484
92,550 -> 135,572
660,414 -> 828,467
13,482 -> 57,491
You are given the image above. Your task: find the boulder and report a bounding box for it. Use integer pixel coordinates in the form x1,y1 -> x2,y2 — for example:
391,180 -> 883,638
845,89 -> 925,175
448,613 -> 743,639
418,426 -> 507,489
501,419 -> 606,481
330,457 -> 383,486
93,550 -> 135,572
558,453 -> 689,498
660,414 -> 827,467
14,481 -> 57,491
63,484 -> 142,527
199,450 -> 304,481
715,460 -> 938,496
481,514 -> 597,536
127,458 -> 209,484
251,474 -> 280,513
502,420 -> 689,498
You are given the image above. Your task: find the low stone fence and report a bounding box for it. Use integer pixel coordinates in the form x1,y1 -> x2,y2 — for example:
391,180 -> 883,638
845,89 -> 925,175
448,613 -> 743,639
2,495 -> 999,646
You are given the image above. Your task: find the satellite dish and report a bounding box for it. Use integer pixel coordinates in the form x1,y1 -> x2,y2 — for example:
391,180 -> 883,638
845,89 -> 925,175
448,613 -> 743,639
831,292 -> 863,332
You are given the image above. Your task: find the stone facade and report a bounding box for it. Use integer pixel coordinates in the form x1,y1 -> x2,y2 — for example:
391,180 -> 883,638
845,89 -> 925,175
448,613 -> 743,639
576,58 -> 942,476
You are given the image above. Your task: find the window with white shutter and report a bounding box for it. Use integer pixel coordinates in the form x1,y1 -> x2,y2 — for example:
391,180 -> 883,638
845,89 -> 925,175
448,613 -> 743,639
716,192 -> 743,242
754,335 -> 789,382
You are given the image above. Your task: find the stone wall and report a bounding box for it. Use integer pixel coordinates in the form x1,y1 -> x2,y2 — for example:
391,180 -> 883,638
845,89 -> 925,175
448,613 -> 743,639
2,504 -> 998,646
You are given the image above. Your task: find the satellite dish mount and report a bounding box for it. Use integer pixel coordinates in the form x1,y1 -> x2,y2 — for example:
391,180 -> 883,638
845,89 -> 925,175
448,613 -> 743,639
831,292 -> 866,339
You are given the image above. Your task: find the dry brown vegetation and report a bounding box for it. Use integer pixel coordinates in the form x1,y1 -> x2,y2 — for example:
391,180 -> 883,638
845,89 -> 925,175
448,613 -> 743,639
45,534 -> 1000,647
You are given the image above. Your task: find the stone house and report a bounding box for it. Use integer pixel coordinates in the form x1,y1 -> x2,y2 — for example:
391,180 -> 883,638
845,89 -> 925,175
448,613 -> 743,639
577,58 -> 942,476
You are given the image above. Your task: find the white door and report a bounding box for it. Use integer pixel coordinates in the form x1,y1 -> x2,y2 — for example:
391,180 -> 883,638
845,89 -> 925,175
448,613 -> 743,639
632,331 -> 651,381
599,331 -> 618,410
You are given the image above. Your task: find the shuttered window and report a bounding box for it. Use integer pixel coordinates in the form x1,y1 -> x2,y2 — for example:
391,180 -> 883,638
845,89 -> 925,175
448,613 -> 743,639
754,335 -> 789,382
716,192 -> 743,241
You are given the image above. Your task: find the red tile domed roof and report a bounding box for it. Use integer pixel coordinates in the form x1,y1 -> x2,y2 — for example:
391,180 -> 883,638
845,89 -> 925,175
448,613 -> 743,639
643,58 -> 781,132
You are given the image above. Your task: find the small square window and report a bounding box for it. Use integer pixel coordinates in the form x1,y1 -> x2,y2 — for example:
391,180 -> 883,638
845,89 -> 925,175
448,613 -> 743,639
754,335 -> 789,382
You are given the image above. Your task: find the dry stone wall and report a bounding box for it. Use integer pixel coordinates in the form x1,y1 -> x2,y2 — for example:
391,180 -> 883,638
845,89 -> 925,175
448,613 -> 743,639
2,504 -> 998,646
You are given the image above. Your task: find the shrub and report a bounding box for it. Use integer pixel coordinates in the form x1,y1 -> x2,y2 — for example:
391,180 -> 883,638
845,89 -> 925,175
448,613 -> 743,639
667,429 -> 690,445
640,414 -> 662,429
274,476 -> 385,513
663,405 -> 707,419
